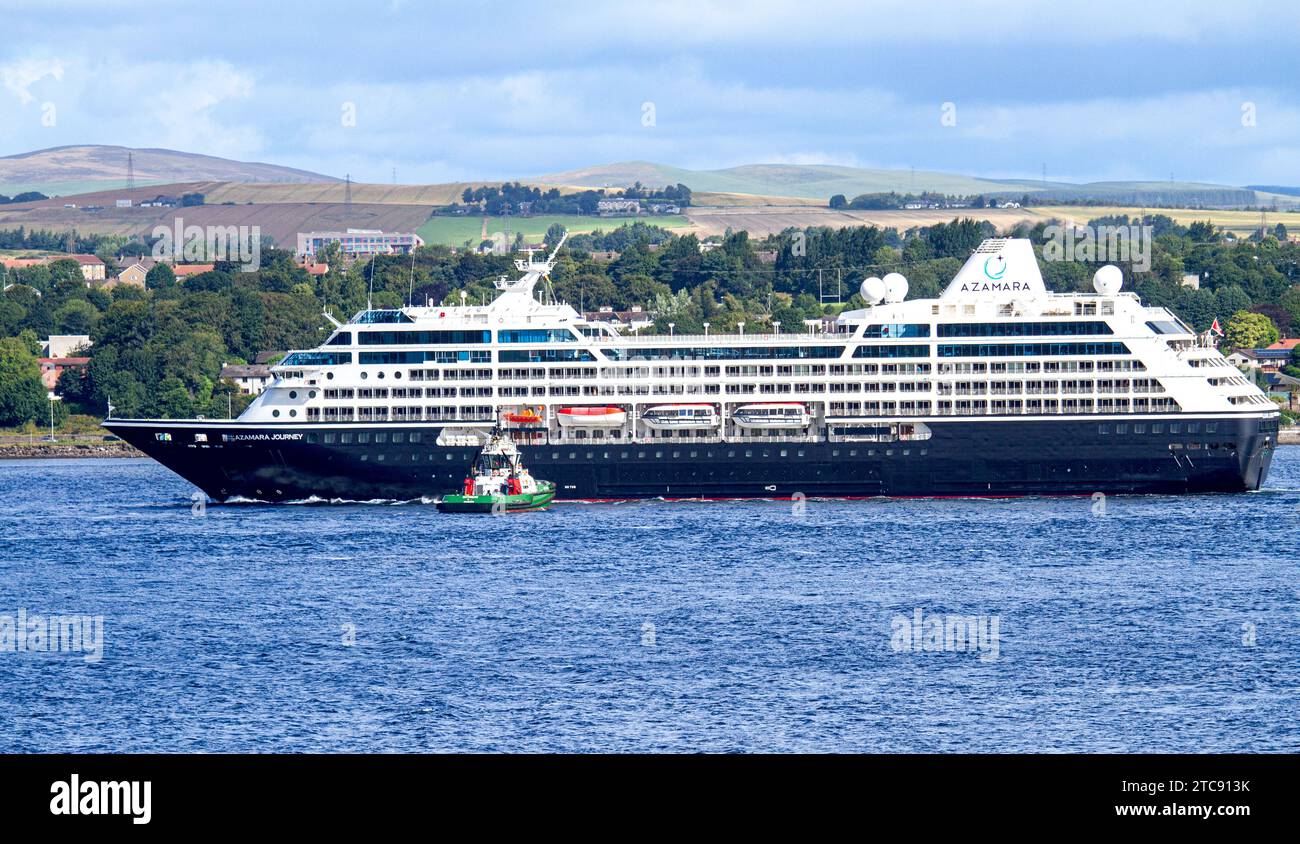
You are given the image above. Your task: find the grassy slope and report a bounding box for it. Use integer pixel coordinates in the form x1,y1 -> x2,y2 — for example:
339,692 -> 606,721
538,161 -> 1045,199
0,178 -> 171,198
417,213 -> 690,246
1035,205 -> 1300,235
204,181 -> 586,206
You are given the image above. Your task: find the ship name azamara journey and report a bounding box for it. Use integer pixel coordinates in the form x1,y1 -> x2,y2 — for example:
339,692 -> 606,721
106,237 -> 1279,501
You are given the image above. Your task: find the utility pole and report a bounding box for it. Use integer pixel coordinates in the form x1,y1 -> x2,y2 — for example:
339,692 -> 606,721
344,174 -> 352,228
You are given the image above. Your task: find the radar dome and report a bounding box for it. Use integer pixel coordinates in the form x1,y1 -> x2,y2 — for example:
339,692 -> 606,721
1093,265 -> 1123,295
860,276 -> 886,304
883,272 -> 909,303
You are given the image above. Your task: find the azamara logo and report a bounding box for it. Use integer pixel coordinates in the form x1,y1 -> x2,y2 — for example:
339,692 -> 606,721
50,775 -> 151,824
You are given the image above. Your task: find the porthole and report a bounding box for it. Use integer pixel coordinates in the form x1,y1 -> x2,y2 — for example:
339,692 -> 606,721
360,371 -> 368,380
272,409 -> 280,418
289,390 -> 298,399
308,390 -> 317,399
289,409 -> 297,417
394,371 -> 402,379
326,372 -> 334,380
378,371 -> 385,379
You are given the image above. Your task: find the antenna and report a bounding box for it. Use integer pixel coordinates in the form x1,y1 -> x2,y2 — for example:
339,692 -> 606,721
344,174 -> 352,228
126,151 -> 135,192
407,249 -> 417,307
545,230 -> 569,264
366,253 -> 376,310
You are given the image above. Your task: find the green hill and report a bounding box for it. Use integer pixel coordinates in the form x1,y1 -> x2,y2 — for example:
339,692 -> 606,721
538,161 -> 1293,209
538,160 -> 1043,198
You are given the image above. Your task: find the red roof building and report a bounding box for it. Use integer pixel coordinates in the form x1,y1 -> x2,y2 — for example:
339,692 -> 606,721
39,357 -> 90,390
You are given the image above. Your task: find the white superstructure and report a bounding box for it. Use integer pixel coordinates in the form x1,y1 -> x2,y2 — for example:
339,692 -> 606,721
242,237 -> 1274,445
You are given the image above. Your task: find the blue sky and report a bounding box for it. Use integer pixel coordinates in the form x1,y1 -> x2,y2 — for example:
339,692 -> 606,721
2,0 -> 1298,185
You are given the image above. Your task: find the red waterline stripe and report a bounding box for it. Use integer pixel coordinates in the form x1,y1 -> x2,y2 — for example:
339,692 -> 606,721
557,493 -> 1095,503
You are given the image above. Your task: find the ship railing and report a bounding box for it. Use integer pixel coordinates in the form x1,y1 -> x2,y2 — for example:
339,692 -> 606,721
639,435 -> 727,445
725,434 -> 823,444
589,331 -> 846,345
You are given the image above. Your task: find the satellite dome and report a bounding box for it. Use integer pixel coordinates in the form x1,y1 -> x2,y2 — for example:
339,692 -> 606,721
1093,264 -> 1123,295
883,272 -> 909,303
860,276 -> 886,304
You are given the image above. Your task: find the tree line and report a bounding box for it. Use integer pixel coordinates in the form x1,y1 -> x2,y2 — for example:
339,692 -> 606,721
0,212 -> 1296,426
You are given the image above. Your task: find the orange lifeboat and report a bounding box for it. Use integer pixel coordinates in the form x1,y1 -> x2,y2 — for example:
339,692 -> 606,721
504,407 -> 544,425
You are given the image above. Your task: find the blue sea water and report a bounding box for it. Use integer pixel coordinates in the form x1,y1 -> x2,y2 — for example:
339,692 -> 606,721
0,451 -> 1297,753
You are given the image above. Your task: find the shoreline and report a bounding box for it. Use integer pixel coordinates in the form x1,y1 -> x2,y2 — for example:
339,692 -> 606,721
0,441 -> 143,459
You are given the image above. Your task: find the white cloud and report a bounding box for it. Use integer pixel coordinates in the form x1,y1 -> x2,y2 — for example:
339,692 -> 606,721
1,58 -> 65,106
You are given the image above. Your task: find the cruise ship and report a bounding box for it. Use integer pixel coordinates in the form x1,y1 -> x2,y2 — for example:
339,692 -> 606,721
104,237 -> 1279,501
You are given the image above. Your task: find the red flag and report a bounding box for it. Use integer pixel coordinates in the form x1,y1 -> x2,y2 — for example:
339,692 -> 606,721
1210,317 -> 1224,336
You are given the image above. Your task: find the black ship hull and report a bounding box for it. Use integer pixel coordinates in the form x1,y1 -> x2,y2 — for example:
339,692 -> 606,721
104,414 -> 1278,502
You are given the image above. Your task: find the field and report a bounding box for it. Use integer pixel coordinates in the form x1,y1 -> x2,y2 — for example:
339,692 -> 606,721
201,180 -> 591,206
417,213 -> 691,246
1034,206 -> 1300,237
680,204 -> 1052,239
538,161 -> 1054,199
5,171 -> 1297,250
0,178 -> 172,198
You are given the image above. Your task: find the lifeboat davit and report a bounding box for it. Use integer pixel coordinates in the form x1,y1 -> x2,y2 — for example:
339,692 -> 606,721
556,406 -> 627,428
732,402 -> 811,430
641,403 -> 720,430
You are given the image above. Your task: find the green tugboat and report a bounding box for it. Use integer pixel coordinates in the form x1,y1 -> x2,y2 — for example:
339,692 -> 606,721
436,428 -> 556,513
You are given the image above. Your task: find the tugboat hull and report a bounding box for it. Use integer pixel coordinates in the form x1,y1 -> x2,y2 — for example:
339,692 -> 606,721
436,484 -> 556,513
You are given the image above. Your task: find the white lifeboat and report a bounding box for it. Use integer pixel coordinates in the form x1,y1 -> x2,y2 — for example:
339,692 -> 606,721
641,404 -> 720,430
556,406 -> 627,428
732,402 -> 811,430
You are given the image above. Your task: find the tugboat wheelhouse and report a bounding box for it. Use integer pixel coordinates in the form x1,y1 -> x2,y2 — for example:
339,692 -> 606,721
105,236 -> 1279,502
